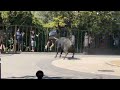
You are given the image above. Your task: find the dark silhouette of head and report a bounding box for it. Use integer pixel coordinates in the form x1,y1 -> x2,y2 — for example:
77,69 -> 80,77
36,70 -> 44,79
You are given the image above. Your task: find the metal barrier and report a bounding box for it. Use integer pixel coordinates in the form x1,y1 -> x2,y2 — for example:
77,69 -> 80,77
0,24 -> 120,54
0,25 -> 47,52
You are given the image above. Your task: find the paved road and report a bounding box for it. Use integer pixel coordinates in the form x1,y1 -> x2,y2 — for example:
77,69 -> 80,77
36,54 -> 120,79
1,53 -> 120,79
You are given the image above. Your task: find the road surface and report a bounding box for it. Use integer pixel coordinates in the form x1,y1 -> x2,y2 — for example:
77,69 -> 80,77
1,52 -> 120,79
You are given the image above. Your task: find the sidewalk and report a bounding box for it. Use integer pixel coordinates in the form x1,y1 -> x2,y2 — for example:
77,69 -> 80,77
52,55 -> 120,77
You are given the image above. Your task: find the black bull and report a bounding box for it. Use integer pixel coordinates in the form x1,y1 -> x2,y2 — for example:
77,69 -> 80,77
55,35 -> 75,59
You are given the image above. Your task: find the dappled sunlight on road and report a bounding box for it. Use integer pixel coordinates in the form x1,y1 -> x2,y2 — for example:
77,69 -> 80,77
52,56 -> 120,77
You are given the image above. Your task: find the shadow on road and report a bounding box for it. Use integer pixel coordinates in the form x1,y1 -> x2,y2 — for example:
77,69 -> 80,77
60,56 -> 80,60
67,57 -> 80,60
3,75 -> 70,79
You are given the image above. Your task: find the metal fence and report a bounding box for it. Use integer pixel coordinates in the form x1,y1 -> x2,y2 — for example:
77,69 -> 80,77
0,25 -> 120,54
0,25 -> 47,52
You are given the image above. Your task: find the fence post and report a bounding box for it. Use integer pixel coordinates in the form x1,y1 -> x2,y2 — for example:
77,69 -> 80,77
76,29 -> 78,53
14,25 -> 17,53
80,31 -> 82,53
26,26 -> 28,51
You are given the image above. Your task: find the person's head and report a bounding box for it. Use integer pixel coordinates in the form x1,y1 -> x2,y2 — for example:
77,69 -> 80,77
17,29 -> 19,32
36,70 -> 44,79
31,30 -> 34,34
85,32 -> 88,35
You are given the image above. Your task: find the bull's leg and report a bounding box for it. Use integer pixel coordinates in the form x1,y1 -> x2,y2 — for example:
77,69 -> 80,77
64,52 -> 68,60
55,48 -> 59,58
72,52 -> 74,58
59,49 -> 63,58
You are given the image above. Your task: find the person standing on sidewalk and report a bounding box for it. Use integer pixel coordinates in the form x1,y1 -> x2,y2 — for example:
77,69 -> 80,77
15,28 -> 22,52
84,32 -> 89,54
30,30 -> 36,52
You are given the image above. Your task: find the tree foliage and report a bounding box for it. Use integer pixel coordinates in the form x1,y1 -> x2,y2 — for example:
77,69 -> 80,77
0,11 -> 120,34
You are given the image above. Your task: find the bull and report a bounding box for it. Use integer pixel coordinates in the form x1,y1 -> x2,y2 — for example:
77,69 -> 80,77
55,34 -> 75,60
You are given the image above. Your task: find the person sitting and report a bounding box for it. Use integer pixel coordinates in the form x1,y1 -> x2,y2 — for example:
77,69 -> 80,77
15,28 -> 22,51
